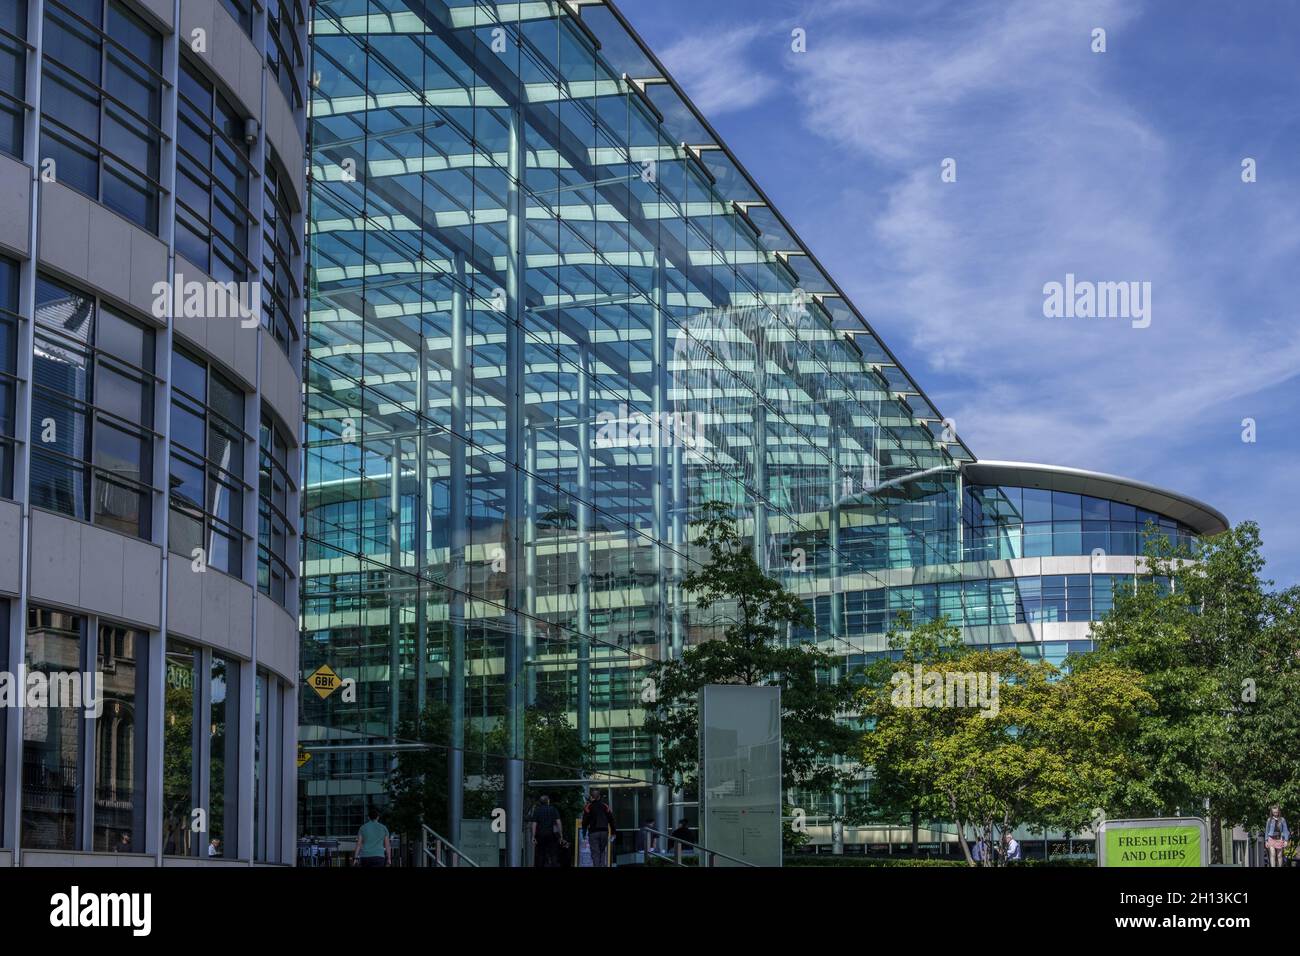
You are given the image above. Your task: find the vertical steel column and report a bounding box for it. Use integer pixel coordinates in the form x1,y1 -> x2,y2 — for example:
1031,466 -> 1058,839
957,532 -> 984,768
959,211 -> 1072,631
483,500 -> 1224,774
524,423 -> 537,706
5,0 -> 46,864
416,336 -> 428,713
576,343 -> 591,749
503,104 -> 526,866
752,325 -> 767,564
829,419 -> 844,855
668,339 -> 685,816
651,248 -> 669,848
389,445 -> 402,761
447,252 -> 467,848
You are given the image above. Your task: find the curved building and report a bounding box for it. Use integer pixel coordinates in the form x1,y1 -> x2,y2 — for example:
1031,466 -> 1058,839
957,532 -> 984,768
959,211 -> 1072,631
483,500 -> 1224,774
797,459 -> 1227,850
0,0 -> 306,865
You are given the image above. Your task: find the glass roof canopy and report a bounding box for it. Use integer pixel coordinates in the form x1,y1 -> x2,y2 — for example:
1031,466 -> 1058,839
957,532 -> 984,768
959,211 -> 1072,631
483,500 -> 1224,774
308,0 -> 975,488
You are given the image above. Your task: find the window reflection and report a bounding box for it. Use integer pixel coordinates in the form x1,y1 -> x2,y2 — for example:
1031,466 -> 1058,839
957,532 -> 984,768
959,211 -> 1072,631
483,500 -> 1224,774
94,622 -> 146,852
162,641 -> 198,856
21,607 -> 83,850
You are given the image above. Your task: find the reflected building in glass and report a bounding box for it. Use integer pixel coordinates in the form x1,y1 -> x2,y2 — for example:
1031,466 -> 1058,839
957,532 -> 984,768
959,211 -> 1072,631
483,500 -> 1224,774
300,0 -> 1227,860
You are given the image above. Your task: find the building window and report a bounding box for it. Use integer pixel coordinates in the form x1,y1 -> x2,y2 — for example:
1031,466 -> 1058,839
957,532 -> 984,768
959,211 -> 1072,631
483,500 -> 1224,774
262,149 -> 300,353
40,0 -> 164,232
162,639 -> 198,856
265,0 -> 304,111
93,620 -> 147,851
253,670 -> 264,859
218,0 -> 253,37
21,607 -> 85,850
209,653 -> 240,858
258,411 -> 295,605
30,275 -> 156,539
0,598 -> 7,845
175,55 -> 254,283
0,255 -> 19,498
169,349 -> 246,576
0,0 -> 26,159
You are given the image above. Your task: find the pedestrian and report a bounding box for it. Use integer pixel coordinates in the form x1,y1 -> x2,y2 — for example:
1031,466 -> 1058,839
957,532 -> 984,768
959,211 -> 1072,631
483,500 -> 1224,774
1265,805 -> 1289,868
531,794 -> 562,867
971,835 -> 985,864
582,789 -> 616,867
354,806 -> 392,868
1002,831 -> 1021,864
670,818 -> 694,853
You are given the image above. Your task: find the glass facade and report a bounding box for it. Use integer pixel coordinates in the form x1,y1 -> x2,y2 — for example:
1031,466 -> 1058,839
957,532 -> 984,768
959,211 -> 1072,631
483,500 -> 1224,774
962,484 -> 1198,561
302,0 -> 966,855
301,1 -> 1228,863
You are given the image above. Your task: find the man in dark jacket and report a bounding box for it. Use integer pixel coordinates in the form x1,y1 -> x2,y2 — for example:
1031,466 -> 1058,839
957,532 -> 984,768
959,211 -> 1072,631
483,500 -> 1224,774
582,789 -> 616,867
531,794 -> 562,867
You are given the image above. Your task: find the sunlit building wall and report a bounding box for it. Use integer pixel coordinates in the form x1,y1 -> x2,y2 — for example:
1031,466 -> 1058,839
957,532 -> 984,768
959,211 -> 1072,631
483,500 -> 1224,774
0,0 -> 307,865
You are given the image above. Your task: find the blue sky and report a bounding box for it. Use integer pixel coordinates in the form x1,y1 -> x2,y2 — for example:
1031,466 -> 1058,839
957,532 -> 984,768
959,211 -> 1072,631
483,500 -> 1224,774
618,0 -> 1300,588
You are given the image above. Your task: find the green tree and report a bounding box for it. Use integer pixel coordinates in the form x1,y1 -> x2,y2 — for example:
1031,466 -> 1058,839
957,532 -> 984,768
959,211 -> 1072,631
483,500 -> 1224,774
385,702 -> 495,842
859,638 -> 1151,865
1081,521 -> 1300,861
481,691 -> 595,829
856,613 -> 962,850
644,503 -> 859,813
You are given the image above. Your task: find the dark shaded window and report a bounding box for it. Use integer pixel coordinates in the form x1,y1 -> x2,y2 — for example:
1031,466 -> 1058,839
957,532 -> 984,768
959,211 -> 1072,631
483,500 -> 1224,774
40,0 -> 163,232
218,0 -> 253,36
175,55 -> 254,282
265,0 -> 304,110
0,255 -> 18,497
258,411 -> 296,605
0,0 -> 26,158
93,621 -> 148,851
262,149 -> 300,353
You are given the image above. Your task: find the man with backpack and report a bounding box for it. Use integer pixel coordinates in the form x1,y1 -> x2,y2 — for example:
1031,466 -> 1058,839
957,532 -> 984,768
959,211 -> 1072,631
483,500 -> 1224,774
582,789 -> 616,867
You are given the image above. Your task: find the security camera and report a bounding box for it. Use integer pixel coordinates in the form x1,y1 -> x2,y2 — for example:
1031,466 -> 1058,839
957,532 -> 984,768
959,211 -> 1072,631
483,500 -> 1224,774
244,118 -> 259,145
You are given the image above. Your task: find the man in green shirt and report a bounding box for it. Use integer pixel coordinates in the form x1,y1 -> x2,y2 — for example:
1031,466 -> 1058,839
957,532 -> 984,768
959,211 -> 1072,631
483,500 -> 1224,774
355,807 -> 391,867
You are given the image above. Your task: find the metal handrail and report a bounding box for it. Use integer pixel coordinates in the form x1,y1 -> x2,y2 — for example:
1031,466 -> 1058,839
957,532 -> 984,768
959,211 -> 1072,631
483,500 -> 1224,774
640,826 -> 758,867
421,824 -> 479,868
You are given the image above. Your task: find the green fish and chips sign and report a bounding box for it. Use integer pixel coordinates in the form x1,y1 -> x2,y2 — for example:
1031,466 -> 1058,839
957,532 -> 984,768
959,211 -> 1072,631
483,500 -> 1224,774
1098,817 -> 1208,867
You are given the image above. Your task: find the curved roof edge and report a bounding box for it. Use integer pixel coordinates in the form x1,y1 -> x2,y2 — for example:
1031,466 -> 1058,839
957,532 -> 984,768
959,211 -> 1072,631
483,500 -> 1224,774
960,460 -> 1230,536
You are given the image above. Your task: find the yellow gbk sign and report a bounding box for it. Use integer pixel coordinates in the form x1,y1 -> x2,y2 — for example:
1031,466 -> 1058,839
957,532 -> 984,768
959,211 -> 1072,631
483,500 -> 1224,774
309,664 -> 342,700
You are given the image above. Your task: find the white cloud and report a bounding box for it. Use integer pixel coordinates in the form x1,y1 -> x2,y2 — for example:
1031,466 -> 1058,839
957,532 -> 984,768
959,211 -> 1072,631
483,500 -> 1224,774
657,23 -> 780,116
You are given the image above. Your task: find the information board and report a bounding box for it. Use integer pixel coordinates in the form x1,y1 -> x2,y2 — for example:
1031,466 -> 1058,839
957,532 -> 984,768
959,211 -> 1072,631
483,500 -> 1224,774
698,684 -> 782,867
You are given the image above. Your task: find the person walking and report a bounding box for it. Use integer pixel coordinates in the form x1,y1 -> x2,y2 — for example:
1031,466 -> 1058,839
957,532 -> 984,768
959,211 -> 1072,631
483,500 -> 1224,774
582,789 -> 616,867
355,807 -> 392,868
1265,805 -> 1289,868
531,794 -> 563,867
670,819 -> 694,853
